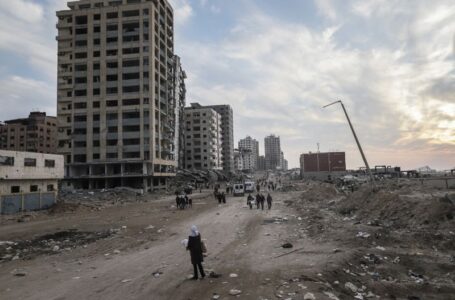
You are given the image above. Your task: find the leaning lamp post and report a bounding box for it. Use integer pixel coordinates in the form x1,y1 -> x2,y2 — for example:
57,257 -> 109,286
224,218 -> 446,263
323,100 -> 376,186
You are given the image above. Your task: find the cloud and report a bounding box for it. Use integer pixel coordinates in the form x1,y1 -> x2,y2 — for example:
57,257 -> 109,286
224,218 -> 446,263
0,0 -> 43,23
178,1 -> 455,169
0,76 -> 55,121
0,0 -> 60,80
169,0 -> 193,25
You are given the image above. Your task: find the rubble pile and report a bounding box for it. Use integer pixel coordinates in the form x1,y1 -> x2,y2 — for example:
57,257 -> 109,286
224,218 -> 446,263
336,183 -> 455,230
168,169 -> 228,191
0,230 -> 112,263
59,187 -> 145,206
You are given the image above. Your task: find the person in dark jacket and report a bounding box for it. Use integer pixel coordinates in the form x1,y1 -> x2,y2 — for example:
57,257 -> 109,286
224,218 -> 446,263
259,193 -> 265,210
187,225 -> 205,280
267,193 -> 273,210
255,193 -> 261,209
247,194 -> 254,209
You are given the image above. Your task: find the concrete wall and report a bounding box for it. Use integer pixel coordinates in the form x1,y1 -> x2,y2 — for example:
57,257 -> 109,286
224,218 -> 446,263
0,192 -> 56,215
0,150 -> 64,181
0,179 -> 59,195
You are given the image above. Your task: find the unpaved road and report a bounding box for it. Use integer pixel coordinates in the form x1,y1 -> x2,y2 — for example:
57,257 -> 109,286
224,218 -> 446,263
1,191 -> 334,300
1,185 -> 454,300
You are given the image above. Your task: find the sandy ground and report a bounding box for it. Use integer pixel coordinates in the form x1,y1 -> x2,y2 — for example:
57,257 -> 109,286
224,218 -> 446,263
0,184 -> 454,300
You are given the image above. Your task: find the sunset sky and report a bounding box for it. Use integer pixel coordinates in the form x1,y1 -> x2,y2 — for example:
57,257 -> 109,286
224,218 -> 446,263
0,0 -> 454,170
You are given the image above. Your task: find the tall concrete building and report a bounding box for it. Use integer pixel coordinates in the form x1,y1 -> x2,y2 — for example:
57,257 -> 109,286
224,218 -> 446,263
183,104 -> 222,170
257,155 -> 266,171
173,55 -> 187,169
238,136 -> 259,170
204,105 -> 234,174
264,134 -> 281,170
56,0 -> 180,191
0,112 -> 58,154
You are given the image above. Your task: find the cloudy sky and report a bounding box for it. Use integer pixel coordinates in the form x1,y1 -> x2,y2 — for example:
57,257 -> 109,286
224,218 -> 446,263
0,0 -> 454,170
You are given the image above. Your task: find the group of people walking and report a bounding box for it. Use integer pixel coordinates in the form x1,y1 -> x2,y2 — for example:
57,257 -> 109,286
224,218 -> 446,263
175,194 -> 192,209
247,193 -> 273,210
184,180 -> 277,282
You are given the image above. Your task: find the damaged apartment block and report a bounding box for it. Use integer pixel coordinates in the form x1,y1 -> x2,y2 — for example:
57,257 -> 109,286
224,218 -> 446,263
56,0 -> 186,191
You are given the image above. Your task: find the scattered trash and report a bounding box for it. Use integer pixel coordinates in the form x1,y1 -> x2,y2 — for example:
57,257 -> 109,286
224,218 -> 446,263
229,273 -> 238,278
229,289 -> 242,296
121,279 -> 132,283
356,232 -> 371,238
11,269 -> 27,277
303,292 -> 316,300
345,282 -> 358,293
282,243 -> 293,249
209,271 -> 222,278
323,291 -> 340,300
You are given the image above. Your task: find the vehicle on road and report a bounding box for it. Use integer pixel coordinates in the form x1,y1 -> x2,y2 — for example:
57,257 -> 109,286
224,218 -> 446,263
233,183 -> 245,196
244,181 -> 255,193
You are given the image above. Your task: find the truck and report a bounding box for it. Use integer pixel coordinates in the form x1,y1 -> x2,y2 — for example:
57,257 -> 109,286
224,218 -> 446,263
244,181 -> 255,193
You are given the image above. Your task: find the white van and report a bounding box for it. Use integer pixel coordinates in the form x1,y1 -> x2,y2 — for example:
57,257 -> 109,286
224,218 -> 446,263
244,181 -> 255,193
233,183 -> 245,196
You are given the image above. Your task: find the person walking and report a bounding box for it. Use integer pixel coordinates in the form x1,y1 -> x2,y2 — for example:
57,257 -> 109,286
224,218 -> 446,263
256,193 -> 261,209
259,193 -> 265,210
247,194 -> 254,210
267,193 -> 272,210
187,225 -> 206,280
222,192 -> 226,204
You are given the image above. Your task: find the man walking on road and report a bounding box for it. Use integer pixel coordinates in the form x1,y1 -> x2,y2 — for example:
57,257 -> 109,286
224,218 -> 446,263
255,193 -> 261,209
267,193 -> 273,210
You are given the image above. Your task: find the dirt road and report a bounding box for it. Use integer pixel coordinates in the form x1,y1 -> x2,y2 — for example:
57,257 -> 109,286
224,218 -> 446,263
1,184 -> 454,300
0,191 -> 322,300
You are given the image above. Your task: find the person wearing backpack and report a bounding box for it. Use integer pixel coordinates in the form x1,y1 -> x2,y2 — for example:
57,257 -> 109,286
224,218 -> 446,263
187,225 -> 206,280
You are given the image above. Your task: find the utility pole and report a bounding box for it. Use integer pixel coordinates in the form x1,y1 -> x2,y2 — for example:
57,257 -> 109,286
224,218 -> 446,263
323,100 -> 375,185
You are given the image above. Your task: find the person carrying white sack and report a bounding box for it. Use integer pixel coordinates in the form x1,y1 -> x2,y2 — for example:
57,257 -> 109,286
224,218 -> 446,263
186,225 -> 206,280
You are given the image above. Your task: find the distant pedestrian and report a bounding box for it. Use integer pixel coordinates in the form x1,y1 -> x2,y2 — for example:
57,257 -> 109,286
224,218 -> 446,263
267,193 -> 272,210
188,197 -> 193,208
187,225 -> 206,280
259,193 -> 265,210
175,195 -> 180,209
217,192 -> 222,204
247,194 -> 254,209
222,192 -> 226,204
256,193 -> 261,209
256,184 -> 261,193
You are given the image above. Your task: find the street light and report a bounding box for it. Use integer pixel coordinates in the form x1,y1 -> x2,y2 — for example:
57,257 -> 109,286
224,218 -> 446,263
323,100 -> 375,185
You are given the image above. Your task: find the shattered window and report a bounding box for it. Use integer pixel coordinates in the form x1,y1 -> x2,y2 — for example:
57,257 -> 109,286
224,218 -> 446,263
0,155 -> 14,166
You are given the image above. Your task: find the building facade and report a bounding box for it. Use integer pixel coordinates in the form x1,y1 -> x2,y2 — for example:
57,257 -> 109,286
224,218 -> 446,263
204,105 -> 234,174
300,152 -> 346,180
183,104 -> 222,170
173,55 -> 187,169
0,150 -> 64,214
56,0 -> 179,191
264,134 -> 281,170
233,149 -> 243,171
257,155 -> 266,171
238,136 -> 258,171
0,112 -> 58,154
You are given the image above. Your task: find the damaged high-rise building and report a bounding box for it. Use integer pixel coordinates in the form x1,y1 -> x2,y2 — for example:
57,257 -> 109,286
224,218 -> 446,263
56,0 -> 184,191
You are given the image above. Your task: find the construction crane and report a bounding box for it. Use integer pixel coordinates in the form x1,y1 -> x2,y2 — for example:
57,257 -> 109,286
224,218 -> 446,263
323,100 -> 376,186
